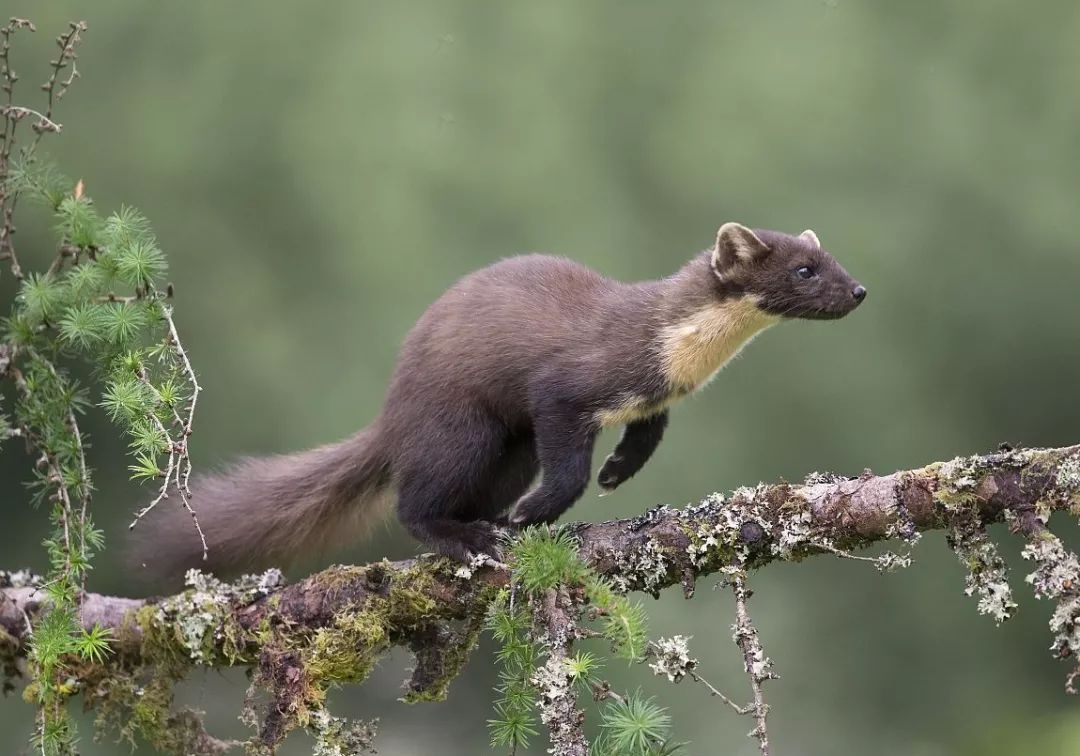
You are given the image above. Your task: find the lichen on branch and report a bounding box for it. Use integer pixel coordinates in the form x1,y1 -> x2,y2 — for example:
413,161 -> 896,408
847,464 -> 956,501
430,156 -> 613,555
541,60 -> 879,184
2,442 -> 1080,752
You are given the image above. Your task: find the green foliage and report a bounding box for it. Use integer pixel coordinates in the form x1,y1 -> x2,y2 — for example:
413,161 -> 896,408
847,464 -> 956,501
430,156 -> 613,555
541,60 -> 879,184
584,575 -> 650,663
1,21 -> 199,752
6,158 -> 71,210
566,650 -> 600,689
595,693 -> 676,756
100,373 -> 153,424
508,528 -> 649,662
4,183 -> 196,751
57,303 -> 108,349
75,626 -> 114,665
17,273 -> 67,324
55,196 -> 102,249
510,527 -> 589,593
486,589 -> 540,751
488,529 -> 668,752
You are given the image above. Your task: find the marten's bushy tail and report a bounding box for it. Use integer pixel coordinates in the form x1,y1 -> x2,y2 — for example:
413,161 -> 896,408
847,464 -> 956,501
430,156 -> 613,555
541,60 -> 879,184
131,423 -> 393,584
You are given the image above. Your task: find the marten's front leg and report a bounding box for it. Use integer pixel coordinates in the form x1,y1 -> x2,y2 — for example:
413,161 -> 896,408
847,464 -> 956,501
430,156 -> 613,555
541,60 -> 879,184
597,410 -> 668,494
509,406 -> 596,526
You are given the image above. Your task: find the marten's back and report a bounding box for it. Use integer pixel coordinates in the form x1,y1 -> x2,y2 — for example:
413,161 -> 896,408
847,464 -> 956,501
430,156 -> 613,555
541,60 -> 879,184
383,255 -> 647,424
424,254 -> 613,356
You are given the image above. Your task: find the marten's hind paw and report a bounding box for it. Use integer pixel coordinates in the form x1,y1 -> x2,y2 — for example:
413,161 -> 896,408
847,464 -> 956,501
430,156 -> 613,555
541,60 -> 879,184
453,522 -> 504,563
415,519 -> 504,563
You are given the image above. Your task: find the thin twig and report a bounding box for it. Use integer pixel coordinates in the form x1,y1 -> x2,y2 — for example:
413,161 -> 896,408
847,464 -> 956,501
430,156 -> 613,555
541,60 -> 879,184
45,243 -> 83,277
33,21 -> 84,149
730,573 -> 775,756
127,383 -> 208,560
687,668 -> 754,715
0,19 -> 85,283
0,19 -> 37,280
93,292 -> 139,304
645,637 -> 753,715
30,351 -> 91,577
8,359 -> 77,578
0,105 -> 61,133
164,304 -> 201,493
127,304 -> 207,559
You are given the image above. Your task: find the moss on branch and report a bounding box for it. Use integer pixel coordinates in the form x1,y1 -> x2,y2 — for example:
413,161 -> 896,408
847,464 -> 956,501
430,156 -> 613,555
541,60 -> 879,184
2,442 -> 1079,752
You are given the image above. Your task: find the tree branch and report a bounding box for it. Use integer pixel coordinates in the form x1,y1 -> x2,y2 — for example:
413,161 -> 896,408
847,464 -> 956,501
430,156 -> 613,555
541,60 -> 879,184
2,443 -> 1079,751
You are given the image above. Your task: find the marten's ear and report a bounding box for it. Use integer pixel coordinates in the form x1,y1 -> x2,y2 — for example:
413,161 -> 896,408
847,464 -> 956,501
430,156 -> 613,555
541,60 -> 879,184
799,229 -> 821,249
712,222 -> 770,279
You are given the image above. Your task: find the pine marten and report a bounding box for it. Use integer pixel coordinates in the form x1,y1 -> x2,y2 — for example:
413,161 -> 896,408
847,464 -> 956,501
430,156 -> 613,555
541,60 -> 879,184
138,223 -> 866,576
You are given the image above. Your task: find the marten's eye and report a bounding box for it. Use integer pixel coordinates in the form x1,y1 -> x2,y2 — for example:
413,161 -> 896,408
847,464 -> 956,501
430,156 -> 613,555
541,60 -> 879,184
795,266 -> 815,280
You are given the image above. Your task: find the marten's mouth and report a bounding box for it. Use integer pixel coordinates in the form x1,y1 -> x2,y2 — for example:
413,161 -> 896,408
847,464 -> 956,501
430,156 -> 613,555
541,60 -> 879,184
796,306 -> 859,321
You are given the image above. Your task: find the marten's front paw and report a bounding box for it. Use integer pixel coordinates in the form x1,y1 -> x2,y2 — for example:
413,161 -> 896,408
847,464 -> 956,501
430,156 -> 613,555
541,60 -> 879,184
597,453 -> 629,494
508,498 -> 561,527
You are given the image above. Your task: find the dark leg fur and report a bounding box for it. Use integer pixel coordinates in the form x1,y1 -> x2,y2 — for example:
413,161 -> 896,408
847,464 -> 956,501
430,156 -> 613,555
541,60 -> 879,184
509,406 -> 596,526
396,412 -> 542,561
597,410 -> 668,492
480,432 -> 539,523
400,516 -> 501,563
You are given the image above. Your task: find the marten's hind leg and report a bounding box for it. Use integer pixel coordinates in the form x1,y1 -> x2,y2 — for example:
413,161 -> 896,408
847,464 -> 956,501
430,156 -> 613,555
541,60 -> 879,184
395,409 -> 511,561
399,515 -> 501,563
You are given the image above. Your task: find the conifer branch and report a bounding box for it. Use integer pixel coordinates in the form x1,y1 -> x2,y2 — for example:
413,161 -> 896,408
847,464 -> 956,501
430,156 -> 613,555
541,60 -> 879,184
2,442 -> 1079,752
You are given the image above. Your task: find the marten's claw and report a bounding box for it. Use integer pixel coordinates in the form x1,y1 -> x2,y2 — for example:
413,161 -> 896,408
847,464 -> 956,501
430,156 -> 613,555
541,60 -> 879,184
597,454 -> 627,492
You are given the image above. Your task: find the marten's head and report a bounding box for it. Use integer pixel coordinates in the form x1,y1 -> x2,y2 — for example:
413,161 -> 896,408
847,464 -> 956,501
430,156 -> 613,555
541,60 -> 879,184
710,223 -> 866,320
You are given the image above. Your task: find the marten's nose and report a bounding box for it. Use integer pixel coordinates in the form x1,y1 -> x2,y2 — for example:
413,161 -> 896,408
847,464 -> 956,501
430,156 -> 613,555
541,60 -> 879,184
852,285 -> 867,303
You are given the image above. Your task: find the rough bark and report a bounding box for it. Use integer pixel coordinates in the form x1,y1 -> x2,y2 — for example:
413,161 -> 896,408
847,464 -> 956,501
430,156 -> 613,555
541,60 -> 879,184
2,443 -> 1079,751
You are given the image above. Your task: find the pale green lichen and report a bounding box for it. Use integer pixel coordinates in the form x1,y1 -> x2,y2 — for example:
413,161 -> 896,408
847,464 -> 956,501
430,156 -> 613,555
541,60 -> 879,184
1049,595 -> 1080,673
683,481 -> 912,578
934,455 -> 983,512
0,569 -> 42,589
683,491 -> 761,569
453,552 -> 495,580
86,568 -> 282,752
238,559 -> 478,750
152,569 -> 284,664
89,666 -> 239,754
310,708 -> 378,756
802,471 -> 848,486
648,635 -> 696,683
531,654 -> 573,714
1055,456 -> 1080,514
611,538 -> 671,595
682,481 -> 914,575
936,448 -> 1044,512
771,500 -> 814,559
1022,534 -> 1080,601
1055,456 -> 1080,491
1020,531 -> 1080,689
873,551 -> 914,573
268,563 -> 441,688
947,522 -> 1017,624
55,561 -> 463,754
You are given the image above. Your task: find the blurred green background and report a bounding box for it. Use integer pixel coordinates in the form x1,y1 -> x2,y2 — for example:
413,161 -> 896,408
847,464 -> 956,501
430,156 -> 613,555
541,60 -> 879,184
3,2 -> 1080,754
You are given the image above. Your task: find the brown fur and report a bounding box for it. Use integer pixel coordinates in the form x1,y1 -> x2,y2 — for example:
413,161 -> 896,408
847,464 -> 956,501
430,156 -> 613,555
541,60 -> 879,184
135,223 -> 865,578
134,426 -> 392,580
